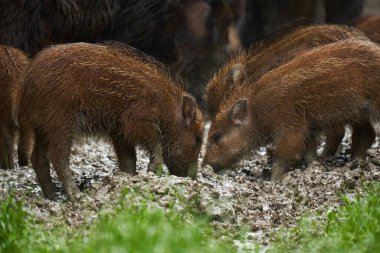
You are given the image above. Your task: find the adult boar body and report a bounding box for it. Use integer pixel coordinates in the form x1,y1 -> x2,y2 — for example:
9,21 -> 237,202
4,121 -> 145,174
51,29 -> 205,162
0,0 -> 242,104
238,0 -> 364,47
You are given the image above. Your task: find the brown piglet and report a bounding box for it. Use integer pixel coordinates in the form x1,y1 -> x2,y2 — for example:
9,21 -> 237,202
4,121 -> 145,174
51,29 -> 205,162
205,25 -> 367,159
17,42 -> 204,200
205,24 -> 365,119
0,45 -> 29,170
355,16 -> 380,44
205,24 -> 367,158
203,38 -> 380,182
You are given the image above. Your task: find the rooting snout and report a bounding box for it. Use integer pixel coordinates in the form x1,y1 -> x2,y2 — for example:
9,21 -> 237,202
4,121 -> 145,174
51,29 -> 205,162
202,155 -> 224,173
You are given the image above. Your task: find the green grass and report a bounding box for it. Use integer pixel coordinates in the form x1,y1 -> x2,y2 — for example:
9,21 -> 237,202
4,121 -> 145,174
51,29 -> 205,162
2,183 -> 380,253
0,196 -> 30,253
0,189 -> 235,253
268,183 -> 380,253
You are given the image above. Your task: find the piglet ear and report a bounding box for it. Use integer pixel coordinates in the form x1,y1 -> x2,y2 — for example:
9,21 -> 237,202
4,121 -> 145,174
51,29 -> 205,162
182,95 -> 196,127
226,64 -> 247,89
184,1 -> 211,40
228,99 -> 248,126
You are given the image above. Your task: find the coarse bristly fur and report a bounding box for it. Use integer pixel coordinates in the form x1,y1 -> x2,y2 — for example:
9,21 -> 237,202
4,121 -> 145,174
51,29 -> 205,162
355,16 -> 380,44
0,0 -> 244,105
203,38 -> 380,182
16,42 -> 204,201
0,45 -> 29,170
205,24 -> 366,120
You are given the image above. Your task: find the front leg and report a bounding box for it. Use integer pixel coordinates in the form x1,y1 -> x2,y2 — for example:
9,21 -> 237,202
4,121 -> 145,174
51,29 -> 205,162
271,128 -> 306,182
147,142 -> 164,173
112,136 -> 137,174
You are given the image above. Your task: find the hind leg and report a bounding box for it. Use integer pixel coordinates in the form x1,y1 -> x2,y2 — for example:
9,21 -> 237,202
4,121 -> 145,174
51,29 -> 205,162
112,136 -> 136,174
32,129 -> 55,199
351,121 -> 375,162
3,127 -> 16,170
18,125 -> 34,166
272,128 -> 307,182
303,131 -> 320,166
322,125 -> 345,158
0,134 -> 6,169
147,143 -> 164,173
49,134 -> 79,201
0,126 -> 16,170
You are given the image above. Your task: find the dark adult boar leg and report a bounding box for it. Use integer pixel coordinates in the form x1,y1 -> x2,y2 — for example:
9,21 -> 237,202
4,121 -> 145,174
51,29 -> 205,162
272,129 -> 306,182
147,143 -> 164,173
49,136 -> 79,201
351,121 -> 375,163
32,130 -> 55,199
112,136 -> 136,174
322,125 -> 345,158
18,126 -> 34,166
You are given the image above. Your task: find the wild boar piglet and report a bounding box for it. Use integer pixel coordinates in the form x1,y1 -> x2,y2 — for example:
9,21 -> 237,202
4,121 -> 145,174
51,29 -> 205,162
203,38 -> 380,181
17,42 -> 204,200
0,45 -> 29,170
205,24 -> 367,157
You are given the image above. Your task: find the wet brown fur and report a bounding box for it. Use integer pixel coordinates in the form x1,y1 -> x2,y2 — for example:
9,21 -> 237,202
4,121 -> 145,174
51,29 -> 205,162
355,16 -> 380,44
0,45 -> 29,170
203,38 -> 380,181
17,42 -> 204,200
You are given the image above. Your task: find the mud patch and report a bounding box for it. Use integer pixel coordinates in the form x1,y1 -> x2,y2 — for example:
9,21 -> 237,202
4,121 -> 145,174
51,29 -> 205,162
1,134 -> 380,246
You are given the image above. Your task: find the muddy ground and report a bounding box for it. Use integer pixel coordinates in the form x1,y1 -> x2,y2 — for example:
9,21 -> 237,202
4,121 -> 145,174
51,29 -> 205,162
1,129 -> 380,248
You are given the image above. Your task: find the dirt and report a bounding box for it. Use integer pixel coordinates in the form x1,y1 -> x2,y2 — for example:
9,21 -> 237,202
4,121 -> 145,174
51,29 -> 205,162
1,127 -> 380,250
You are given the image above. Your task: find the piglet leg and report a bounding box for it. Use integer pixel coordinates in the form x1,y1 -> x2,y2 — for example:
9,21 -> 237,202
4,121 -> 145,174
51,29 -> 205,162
32,130 -> 55,200
322,125 -> 345,158
271,129 -> 306,182
351,121 -> 375,168
112,136 -> 136,174
18,125 -> 34,166
49,135 -> 79,201
148,142 -> 164,173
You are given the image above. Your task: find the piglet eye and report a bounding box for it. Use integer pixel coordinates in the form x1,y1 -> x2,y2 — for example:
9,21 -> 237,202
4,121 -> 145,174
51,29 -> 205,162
212,132 -> 222,144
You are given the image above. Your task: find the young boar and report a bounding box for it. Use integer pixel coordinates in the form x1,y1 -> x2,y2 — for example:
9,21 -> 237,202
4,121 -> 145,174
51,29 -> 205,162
355,16 -> 380,44
205,25 -> 366,120
205,24 -> 366,158
0,45 -> 29,170
17,42 -> 204,200
203,38 -> 380,182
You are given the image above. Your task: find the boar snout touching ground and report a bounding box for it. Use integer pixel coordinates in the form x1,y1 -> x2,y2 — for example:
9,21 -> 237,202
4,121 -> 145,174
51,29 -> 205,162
0,45 -> 29,170
203,38 -> 380,182
17,42 -> 204,201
